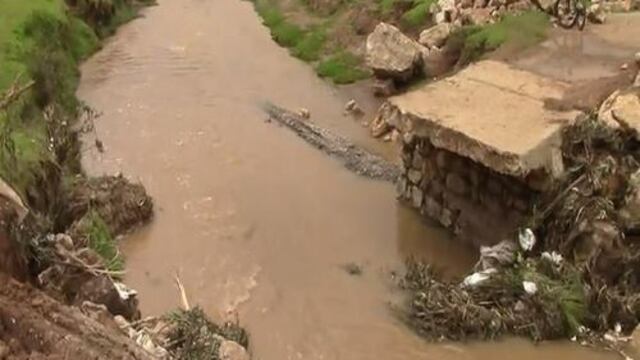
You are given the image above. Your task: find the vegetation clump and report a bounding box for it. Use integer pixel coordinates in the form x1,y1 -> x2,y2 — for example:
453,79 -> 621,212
403,114 -> 640,345
167,307 -> 250,360
452,11 -> 549,65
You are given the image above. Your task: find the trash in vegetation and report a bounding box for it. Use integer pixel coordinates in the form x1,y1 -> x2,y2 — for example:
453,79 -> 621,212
400,114 -> 640,351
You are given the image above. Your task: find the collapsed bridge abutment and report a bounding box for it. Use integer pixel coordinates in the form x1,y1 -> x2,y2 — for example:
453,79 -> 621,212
381,61 -> 582,247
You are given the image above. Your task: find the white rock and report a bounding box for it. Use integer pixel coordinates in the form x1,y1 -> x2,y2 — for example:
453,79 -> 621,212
219,340 -> 250,360
366,23 -> 427,82
634,52 -> 640,65
298,108 -> 310,119
418,23 -> 453,49
522,281 -> 538,294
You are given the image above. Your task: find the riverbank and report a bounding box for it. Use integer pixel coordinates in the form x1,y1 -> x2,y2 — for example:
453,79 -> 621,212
249,0 -> 553,86
0,1 -> 251,358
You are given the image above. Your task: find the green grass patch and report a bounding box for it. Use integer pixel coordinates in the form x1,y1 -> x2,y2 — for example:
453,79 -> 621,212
0,0 -> 67,91
292,26 -> 326,61
455,10 -> 549,64
84,210 -> 124,273
401,0 -> 436,27
316,51 -> 369,84
378,0 -> 398,14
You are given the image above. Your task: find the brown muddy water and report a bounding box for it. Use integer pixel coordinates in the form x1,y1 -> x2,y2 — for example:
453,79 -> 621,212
79,1 -> 616,359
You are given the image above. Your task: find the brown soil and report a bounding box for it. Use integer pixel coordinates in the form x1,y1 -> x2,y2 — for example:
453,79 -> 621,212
60,175 -> 153,236
0,274 -> 154,360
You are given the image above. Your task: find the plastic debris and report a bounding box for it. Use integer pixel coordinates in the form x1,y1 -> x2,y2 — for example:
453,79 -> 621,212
462,268 -> 497,287
541,251 -> 563,265
522,281 -> 538,294
114,282 -> 138,301
476,240 -> 517,270
518,228 -> 536,251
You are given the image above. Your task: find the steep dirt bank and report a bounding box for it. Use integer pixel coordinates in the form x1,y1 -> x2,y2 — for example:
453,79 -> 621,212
0,1 -> 249,359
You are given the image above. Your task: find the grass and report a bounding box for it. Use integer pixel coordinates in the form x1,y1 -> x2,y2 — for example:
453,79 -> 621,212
316,51 -> 369,84
292,26 -> 327,61
455,10 -> 550,64
401,0 -> 436,28
256,0 -> 373,82
378,0 -> 398,14
255,0 -> 328,59
0,0 -> 66,91
84,210 -> 124,272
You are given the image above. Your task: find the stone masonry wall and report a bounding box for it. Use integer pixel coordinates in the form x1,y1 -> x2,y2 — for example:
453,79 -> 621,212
397,135 -> 538,248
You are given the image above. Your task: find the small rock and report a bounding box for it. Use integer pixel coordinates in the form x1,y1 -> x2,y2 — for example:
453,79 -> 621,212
411,186 -> 424,208
370,113 -> 391,138
372,79 -> 397,97
218,339 -> 250,360
390,129 -> 400,142
419,23 -> 453,49
621,63 -> 629,70
635,52 -> 640,65
434,11 -> 449,24
298,108 -> 310,119
383,133 -> 393,142
587,3 -> 606,24
424,196 -> 442,218
396,176 -> 408,197
344,99 -> 363,115
462,8 -> 493,25
408,169 -> 423,184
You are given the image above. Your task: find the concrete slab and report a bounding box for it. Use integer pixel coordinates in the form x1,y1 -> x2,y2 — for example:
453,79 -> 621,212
389,60 -> 581,179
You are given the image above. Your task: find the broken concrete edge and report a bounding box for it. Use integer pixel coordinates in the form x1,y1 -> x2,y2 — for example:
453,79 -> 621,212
383,101 -> 570,187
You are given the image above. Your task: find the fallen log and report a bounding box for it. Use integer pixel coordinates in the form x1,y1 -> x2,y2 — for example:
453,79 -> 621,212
262,102 -> 400,182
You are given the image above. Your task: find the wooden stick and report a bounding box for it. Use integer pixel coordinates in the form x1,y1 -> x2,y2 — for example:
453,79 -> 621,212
173,272 -> 191,311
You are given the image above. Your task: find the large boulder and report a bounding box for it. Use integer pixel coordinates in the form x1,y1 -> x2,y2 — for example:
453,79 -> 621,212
598,89 -> 640,136
366,23 -> 426,82
419,23 -> 453,49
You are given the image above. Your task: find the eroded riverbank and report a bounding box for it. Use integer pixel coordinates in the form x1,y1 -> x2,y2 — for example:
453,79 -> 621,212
79,0 -> 619,359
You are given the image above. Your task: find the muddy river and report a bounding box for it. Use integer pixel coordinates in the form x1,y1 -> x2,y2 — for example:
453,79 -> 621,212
78,1 -> 616,359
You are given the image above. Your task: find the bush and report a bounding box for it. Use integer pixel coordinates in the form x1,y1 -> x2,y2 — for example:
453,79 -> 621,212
316,51 -> 369,84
